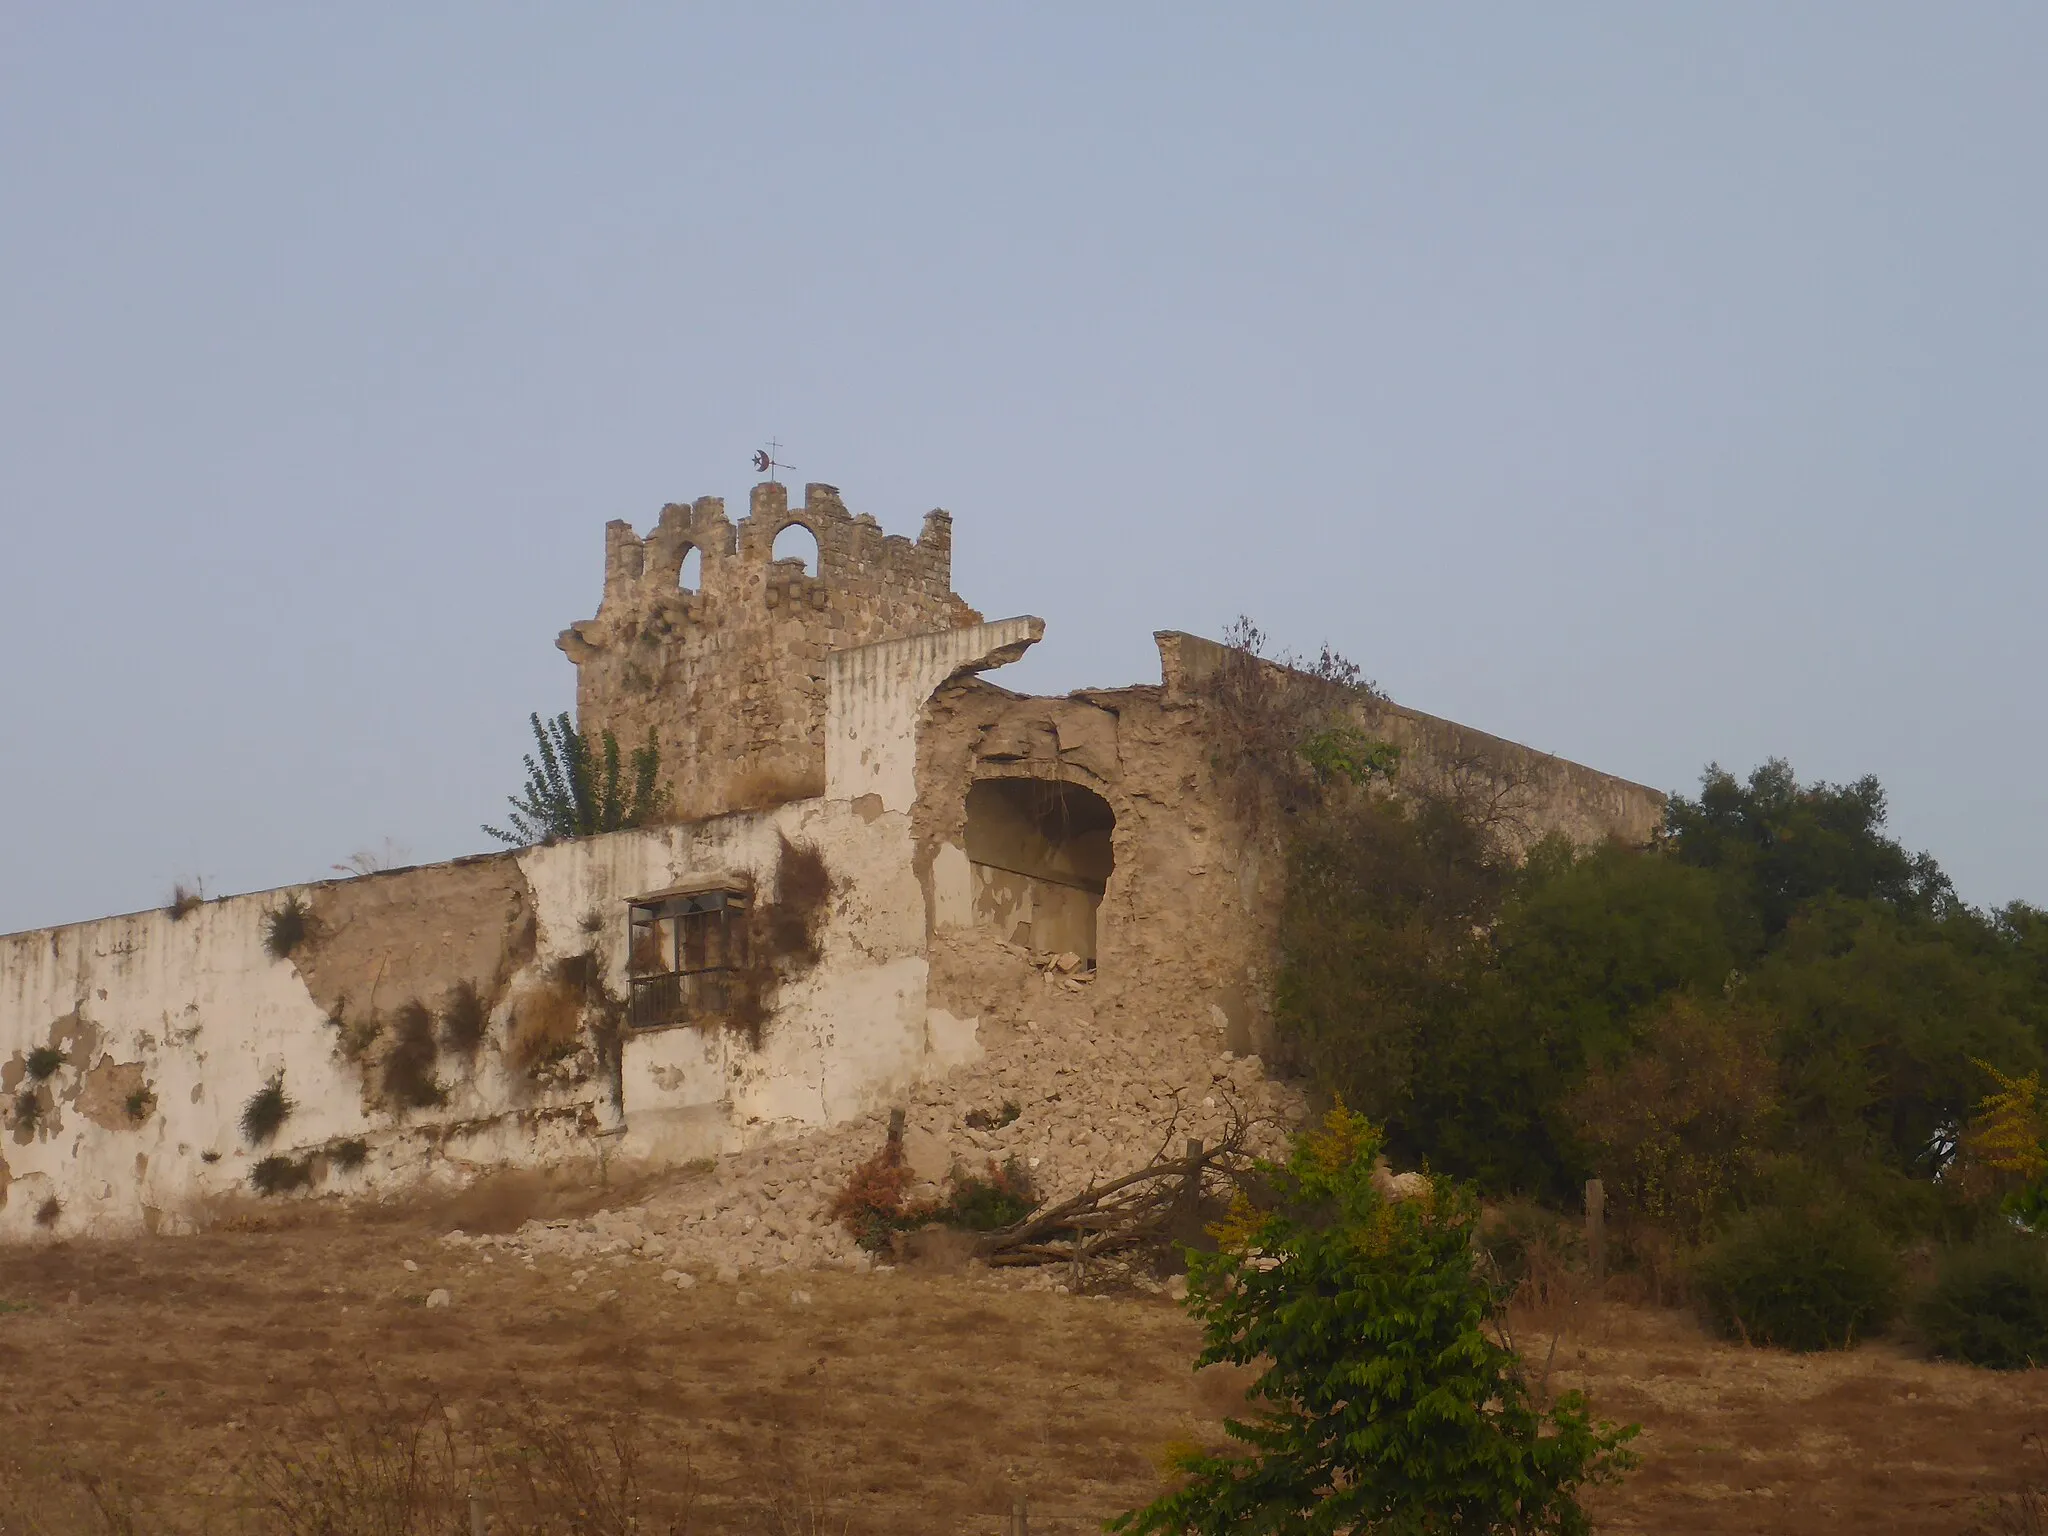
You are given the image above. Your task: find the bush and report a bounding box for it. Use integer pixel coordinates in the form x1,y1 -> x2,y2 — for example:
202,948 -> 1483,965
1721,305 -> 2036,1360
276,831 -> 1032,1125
932,1158 -> 1038,1231
1694,1204 -> 1900,1351
1112,1108 -> 1636,1536
382,1001 -> 448,1110
240,1072 -> 294,1146
328,1136 -> 370,1173
251,1154 -> 314,1196
23,1046 -> 64,1082
263,893 -> 311,960
830,1142 -> 912,1252
439,980 -> 490,1059
1914,1234 -> 2048,1370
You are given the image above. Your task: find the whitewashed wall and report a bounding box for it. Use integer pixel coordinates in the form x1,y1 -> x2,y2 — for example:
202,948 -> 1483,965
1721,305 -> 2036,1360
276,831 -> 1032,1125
0,619 -> 1040,1241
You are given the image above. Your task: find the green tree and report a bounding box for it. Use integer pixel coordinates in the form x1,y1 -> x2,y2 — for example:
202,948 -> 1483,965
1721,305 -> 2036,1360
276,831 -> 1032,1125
1274,792 -> 1506,1124
1112,1109 -> 1636,1536
1751,897 -> 2040,1179
483,712 -> 668,847
1662,759 -> 1952,937
1396,839 -> 1745,1198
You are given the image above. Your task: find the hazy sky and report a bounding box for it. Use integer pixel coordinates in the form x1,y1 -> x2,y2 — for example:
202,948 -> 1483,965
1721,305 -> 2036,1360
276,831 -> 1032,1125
4,5 -> 2045,934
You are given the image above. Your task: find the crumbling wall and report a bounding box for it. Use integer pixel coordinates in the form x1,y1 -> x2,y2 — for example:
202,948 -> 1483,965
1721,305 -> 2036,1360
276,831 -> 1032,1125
916,634 -> 1669,1066
558,481 -> 982,821
0,619 -> 1052,1244
1156,631 -> 1666,849
0,802 -> 938,1241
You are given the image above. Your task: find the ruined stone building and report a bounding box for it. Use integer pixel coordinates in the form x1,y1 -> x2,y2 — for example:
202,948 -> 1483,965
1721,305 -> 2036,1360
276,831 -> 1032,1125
0,481 -> 1663,1240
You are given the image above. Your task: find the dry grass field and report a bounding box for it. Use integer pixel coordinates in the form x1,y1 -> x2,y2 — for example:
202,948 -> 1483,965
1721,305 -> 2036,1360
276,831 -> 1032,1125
1,1178 -> 2044,1534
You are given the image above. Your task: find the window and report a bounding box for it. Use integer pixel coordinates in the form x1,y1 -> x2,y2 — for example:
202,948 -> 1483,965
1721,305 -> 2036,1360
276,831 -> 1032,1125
626,877 -> 752,1028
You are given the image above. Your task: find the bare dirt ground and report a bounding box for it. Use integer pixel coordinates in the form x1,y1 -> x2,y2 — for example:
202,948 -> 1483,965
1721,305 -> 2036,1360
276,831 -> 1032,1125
1,1180 -> 2044,1535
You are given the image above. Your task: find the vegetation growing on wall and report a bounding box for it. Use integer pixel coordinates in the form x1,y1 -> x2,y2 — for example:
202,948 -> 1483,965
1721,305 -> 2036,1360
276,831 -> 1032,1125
439,980 -> 490,1059
250,1153 -> 315,1196
382,1002 -> 449,1111
726,836 -> 835,1042
23,1046 -> 64,1083
1201,617 -> 1391,826
166,881 -> 204,920
483,712 -> 669,847
262,894 -> 311,960
240,1072 -> 294,1146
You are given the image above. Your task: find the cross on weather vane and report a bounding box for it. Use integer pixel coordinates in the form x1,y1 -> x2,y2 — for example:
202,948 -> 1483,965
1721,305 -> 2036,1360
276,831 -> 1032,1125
751,438 -> 794,485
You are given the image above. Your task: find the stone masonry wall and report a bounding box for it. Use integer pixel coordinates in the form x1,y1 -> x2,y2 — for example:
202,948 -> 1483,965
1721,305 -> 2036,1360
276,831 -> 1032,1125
559,481 -> 981,822
914,634 -> 1668,1066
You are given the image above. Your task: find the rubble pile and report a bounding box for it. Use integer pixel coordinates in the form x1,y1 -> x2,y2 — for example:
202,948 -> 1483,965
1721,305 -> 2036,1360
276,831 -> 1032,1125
487,1002 -> 1308,1282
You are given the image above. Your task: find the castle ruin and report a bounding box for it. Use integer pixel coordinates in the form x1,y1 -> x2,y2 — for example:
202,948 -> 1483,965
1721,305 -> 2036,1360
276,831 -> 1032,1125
0,480 -> 1663,1241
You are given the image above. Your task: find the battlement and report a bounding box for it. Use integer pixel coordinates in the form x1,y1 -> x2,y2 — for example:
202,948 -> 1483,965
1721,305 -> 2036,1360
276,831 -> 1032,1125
560,481 -> 981,822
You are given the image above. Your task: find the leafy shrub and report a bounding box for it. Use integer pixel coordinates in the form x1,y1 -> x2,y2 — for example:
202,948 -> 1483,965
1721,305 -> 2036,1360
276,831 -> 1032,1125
381,1001 -> 448,1110
483,711 -> 669,846
1113,1108 -> 1636,1536
23,1046 -> 63,1082
328,1136 -> 370,1172
263,893 -> 311,960
439,980 -> 490,1059
830,1142 -> 912,1252
1694,1204 -> 1900,1351
251,1154 -> 314,1196
1566,994 -> 1778,1243
240,1072 -> 294,1145
1914,1234 -> 2048,1370
932,1158 -> 1038,1231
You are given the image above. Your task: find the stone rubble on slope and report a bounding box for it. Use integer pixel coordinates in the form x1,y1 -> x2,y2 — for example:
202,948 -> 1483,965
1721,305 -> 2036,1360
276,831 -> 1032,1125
476,1008 -> 1309,1284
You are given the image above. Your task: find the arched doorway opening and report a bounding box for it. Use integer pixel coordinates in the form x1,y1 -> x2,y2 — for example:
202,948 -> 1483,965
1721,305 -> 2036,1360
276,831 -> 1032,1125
963,777 -> 1115,965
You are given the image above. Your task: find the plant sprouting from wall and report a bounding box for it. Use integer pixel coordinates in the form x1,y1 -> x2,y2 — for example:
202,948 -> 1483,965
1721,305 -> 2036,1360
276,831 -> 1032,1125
328,1136 -> 370,1172
439,980 -> 490,1060
483,712 -> 669,847
264,893 -> 311,960
23,1046 -> 64,1082
13,1090 -> 42,1133
382,1001 -> 448,1111
241,1071 -> 294,1146
251,1154 -> 314,1196
166,881 -> 204,920
124,1086 -> 157,1123
1205,616 -> 1395,825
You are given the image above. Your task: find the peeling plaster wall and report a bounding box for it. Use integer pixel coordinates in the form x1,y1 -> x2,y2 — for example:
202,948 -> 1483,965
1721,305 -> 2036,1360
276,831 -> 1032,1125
0,621 -> 1046,1242
0,805 -> 928,1239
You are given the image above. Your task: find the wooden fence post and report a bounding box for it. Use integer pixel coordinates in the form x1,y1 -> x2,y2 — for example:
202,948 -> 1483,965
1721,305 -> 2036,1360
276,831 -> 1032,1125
1585,1178 -> 1606,1288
